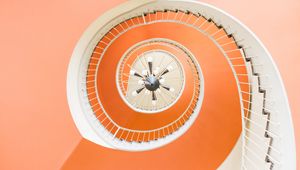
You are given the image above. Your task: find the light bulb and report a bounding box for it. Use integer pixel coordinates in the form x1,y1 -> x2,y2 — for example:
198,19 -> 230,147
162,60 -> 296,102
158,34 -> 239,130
132,91 -> 137,96
129,70 -> 135,75
147,57 -> 153,62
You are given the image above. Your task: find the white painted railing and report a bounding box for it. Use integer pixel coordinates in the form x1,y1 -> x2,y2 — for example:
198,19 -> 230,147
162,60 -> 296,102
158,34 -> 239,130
67,0 -> 296,169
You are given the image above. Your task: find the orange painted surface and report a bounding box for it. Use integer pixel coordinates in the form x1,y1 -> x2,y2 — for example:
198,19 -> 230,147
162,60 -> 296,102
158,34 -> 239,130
85,11 -> 248,146
0,0 -> 127,169
96,39 -> 196,130
63,19 -> 243,169
0,0 -> 299,170
90,41 -> 199,140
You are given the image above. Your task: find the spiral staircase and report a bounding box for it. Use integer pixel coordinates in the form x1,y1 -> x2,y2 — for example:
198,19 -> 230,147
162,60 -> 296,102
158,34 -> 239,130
67,0 -> 296,169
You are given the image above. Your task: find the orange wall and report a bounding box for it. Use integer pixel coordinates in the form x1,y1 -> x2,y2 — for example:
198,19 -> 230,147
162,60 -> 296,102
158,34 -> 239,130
0,0 -> 126,169
0,0 -> 299,169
